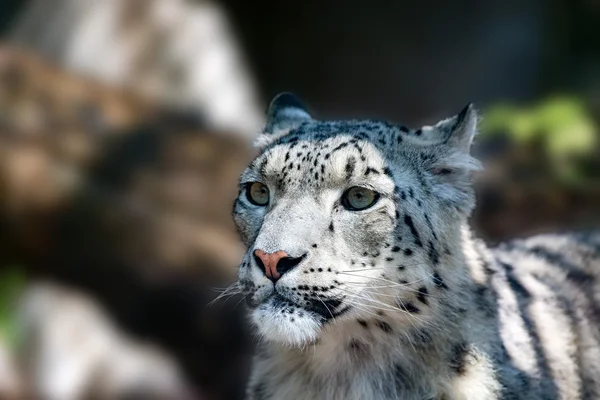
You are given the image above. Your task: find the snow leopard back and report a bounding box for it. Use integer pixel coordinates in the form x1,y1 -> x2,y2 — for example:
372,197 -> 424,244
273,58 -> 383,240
480,232 -> 600,399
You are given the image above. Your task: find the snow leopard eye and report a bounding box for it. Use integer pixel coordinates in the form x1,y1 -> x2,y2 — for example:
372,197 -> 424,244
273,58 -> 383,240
246,182 -> 270,206
341,186 -> 380,211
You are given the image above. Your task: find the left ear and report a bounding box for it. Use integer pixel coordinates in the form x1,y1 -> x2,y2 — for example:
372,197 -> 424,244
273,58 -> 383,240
434,103 -> 477,153
422,103 -> 481,171
254,92 -> 313,148
419,103 -> 482,213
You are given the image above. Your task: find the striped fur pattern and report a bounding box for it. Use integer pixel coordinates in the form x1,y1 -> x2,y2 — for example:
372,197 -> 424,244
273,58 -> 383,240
231,93 -> 600,399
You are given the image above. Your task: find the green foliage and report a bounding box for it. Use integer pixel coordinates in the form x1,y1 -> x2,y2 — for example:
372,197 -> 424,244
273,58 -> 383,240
480,96 -> 598,184
0,267 -> 26,349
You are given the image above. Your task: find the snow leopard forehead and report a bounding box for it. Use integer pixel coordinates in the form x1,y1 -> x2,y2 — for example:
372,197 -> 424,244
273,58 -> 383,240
241,92 -> 480,203
242,120 -> 399,194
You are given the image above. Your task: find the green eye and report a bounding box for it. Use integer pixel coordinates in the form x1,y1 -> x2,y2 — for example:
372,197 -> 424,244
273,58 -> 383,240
246,182 -> 270,206
342,187 -> 380,211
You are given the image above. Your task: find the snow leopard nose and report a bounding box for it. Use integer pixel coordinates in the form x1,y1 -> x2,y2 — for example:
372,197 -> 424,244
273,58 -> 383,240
253,249 -> 305,282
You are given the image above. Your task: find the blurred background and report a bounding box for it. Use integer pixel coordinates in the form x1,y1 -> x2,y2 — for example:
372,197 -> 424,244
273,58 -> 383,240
0,0 -> 598,399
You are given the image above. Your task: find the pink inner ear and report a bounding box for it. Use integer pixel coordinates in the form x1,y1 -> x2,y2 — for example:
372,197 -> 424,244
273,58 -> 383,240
431,167 -> 454,175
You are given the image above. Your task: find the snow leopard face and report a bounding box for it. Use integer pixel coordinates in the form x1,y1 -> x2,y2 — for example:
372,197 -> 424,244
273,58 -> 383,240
232,93 -> 481,346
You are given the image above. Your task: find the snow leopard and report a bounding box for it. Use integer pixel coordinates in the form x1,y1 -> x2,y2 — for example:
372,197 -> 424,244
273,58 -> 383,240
231,93 -> 600,400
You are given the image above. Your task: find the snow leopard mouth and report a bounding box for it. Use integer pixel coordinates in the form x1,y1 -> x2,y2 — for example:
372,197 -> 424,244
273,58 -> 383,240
261,292 -> 351,322
304,297 -> 352,322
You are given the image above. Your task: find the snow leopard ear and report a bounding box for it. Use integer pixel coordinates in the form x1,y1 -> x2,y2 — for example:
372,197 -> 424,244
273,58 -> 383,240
420,104 -> 482,213
433,103 -> 478,153
422,103 -> 482,174
254,93 -> 313,148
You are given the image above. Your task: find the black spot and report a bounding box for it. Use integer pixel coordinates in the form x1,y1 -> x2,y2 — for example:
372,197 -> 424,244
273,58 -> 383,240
424,214 -> 438,240
433,272 -> 448,289
428,240 -> 440,264
449,342 -> 469,374
284,152 -> 290,162
403,248 -> 413,256
386,257 -> 394,262
404,214 -> 423,247
376,320 -> 393,333
400,301 -> 420,313
332,142 -> 350,152
400,191 -> 407,201
414,129 -> 422,136
259,158 -> 268,176
383,167 -> 393,177
365,167 -> 380,175
312,244 -> 318,248
413,329 -> 433,345
318,268 -> 323,272
345,157 -> 357,179
505,269 -> 531,299
357,319 -> 368,328
348,339 -> 365,352
399,126 -> 409,133
329,222 -> 334,232
416,287 -> 429,305
391,246 -> 401,252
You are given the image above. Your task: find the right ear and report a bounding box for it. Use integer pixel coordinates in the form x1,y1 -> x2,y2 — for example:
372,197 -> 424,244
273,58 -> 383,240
254,93 -> 313,148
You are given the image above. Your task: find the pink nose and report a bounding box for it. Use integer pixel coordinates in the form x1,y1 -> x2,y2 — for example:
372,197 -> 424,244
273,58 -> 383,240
253,249 -> 289,280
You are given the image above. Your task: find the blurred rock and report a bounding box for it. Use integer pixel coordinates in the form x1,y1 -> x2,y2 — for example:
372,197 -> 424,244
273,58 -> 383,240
19,281 -> 197,400
8,0 -> 264,136
0,45 -> 255,399
0,45 -> 156,138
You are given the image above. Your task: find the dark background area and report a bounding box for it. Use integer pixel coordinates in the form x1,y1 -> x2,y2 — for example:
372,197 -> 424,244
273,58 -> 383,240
222,0 -> 599,124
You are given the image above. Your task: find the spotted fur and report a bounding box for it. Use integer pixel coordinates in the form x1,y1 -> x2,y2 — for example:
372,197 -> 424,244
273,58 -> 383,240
232,93 -> 600,399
